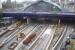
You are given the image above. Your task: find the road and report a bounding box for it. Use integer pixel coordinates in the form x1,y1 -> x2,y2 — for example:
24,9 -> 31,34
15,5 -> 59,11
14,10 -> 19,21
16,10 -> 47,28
0,24 -> 38,50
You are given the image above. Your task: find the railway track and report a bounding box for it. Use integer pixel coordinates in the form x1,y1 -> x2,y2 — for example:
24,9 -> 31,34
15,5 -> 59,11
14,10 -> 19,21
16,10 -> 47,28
30,24 -> 56,50
41,24 -> 75,50
14,24 -> 49,50
0,23 -> 29,49
26,24 -> 49,50
46,25 -> 66,50
0,23 -> 67,50
0,23 -> 18,37
1,23 -> 29,44
54,25 -> 74,50
0,23 -> 24,42
0,24 -> 38,50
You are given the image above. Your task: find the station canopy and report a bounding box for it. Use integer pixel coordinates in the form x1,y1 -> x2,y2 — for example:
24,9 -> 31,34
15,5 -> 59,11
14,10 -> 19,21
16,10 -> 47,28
23,0 -> 61,13
3,0 -> 75,18
3,0 -> 62,13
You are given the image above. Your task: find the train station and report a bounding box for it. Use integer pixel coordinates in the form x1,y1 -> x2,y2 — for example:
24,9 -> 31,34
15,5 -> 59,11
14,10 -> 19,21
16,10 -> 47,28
0,0 -> 75,50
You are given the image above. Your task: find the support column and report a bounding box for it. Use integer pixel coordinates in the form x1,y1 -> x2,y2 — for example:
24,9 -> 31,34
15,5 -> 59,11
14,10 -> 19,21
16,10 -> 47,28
74,4 -> 75,12
27,18 -> 31,24
59,0 -> 61,5
58,19 -> 61,27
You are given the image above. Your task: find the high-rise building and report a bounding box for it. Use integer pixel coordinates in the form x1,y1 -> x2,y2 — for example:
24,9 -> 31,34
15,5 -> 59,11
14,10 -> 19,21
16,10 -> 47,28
6,0 -> 12,8
0,0 -> 2,13
0,0 -> 2,9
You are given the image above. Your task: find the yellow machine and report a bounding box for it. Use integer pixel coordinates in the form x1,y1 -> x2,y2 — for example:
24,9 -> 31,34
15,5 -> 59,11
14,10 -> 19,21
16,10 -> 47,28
18,32 -> 25,38
16,20 -> 22,27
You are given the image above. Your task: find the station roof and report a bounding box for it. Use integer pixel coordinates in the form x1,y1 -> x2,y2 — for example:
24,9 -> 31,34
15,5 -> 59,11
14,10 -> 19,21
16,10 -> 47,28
3,0 -> 62,13
2,0 -> 75,20
24,0 -> 61,12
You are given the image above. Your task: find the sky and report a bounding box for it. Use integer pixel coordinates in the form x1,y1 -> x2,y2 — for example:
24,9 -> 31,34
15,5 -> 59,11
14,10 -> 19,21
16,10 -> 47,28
1,0 -> 37,3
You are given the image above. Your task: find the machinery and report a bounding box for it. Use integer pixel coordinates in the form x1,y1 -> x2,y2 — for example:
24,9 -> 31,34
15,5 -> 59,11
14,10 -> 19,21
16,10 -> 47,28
8,42 -> 18,50
16,20 -> 22,27
23,33 -> 36,45
60,34 -> 75,50
0,43 -> 4,48
66,34 -> 75,50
